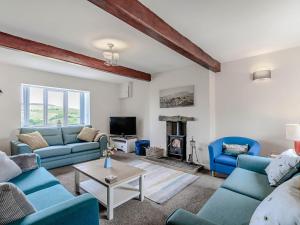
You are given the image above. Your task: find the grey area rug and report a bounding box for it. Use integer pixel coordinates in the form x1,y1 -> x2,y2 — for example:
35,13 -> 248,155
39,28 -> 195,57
50,153 -> 223,225
128,160 -> 199,204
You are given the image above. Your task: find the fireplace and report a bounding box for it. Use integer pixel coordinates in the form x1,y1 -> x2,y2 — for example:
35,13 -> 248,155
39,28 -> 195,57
159,115 -> 195,161
167,121 -> 187,161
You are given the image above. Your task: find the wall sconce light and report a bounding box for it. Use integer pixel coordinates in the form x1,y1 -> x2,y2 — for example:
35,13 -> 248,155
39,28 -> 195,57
253,70 -> 271,81
0,89 -> 3,94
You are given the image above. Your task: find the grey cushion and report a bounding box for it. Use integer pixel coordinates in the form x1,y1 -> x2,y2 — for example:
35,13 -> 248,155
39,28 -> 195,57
0,183 -> 36,225
250,175 -> 300,225
67,142 -> 100,153
20,127 -> 63,146
10,153 -> 38,172
34,146 -> 71,159
265,155 -> 300,186
0,151 -> 22,182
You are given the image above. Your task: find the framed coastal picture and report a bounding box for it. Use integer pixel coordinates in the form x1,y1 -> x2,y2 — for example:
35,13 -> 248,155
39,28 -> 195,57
159,85 -> 194,108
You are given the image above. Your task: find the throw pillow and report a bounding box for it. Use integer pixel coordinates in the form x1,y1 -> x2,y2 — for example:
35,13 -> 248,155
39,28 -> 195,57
10,153 -> 38,172
93,131 -> 107,142
77,127 -> 97,142
222,143 -> 249,156
249,175 -> 300,225
0,151 -> 22,182
18,131 -> 49,150
265,155 -> 300,186
0,183 -> 36,224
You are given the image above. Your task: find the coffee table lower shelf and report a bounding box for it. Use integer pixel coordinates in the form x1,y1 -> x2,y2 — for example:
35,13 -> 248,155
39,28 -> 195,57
80,179 -> 140,208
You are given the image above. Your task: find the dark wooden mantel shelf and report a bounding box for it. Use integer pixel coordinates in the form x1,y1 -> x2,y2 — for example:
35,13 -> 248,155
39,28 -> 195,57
159,115 -> 195,122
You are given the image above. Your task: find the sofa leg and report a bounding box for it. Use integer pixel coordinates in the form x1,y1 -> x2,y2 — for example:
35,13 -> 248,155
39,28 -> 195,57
211,171 -> 215,177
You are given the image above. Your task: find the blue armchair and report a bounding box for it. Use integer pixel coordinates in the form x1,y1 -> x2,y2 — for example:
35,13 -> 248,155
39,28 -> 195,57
209,136 -> 260,176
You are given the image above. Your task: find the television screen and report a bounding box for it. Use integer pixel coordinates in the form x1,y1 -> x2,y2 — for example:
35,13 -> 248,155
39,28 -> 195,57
110,117 -> 136,136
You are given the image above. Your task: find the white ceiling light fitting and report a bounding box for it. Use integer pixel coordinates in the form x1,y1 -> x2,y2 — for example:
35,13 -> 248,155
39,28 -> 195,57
103,43 -> 119,66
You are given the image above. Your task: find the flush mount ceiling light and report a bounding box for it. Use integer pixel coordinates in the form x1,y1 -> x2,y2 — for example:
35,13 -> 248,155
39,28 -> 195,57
92,38 -> 128,51
252,70 -> 271,81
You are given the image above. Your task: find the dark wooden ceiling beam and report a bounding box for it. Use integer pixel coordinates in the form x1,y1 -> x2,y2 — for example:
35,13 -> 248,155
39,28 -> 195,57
88,0 -> 221,73
0,31 -> 151,81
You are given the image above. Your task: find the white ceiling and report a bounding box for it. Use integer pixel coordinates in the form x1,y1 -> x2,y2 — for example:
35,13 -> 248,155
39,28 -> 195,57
140,0 -> 300,62
0,0 -> 300,82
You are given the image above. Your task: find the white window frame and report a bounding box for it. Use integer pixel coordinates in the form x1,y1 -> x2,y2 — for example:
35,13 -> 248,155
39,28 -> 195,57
21,84 -> 90,127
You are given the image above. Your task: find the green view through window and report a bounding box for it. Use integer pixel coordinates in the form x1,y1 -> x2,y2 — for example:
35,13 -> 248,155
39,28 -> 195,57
21,84 -> 90,127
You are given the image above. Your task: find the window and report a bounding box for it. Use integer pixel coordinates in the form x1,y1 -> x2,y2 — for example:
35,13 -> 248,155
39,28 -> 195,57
21,84 -> 90,127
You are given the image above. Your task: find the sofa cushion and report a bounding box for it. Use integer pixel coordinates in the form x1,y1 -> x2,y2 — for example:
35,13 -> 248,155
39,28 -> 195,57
77,127 -> 97,142
0,151 -> 22,182
197,188 -> 261,225
250,175 -> 300,225
223,143 -> 249,156
215,154 -> 237,167
222,168 -> 274,201
67,142 -> 100,153
0,182 -> 36,225
10,167 -> 59,195
265,154 -> 300,186
27,184 -> 74,211
18,131 -> 49,150
62,125 -> 84,144
34,145 -> 71,159
20,127 -> 63,146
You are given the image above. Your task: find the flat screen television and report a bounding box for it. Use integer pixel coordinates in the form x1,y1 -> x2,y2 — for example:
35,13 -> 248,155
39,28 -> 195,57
110,117 -> 136,136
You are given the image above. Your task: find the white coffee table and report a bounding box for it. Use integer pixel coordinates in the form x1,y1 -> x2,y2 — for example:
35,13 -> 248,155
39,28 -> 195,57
73,159 -> 146,220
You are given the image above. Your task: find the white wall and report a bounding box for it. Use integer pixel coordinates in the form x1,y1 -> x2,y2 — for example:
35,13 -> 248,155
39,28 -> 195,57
119,81 -> 150,139
215,47 -> 300,155
0,63 -> 121,154
131,65 -> 212,167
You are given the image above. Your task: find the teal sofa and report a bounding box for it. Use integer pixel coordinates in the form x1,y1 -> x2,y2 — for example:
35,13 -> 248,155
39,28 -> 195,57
11,125 -> 108,169
8,155 -> 99,225
166,155 -> 294,225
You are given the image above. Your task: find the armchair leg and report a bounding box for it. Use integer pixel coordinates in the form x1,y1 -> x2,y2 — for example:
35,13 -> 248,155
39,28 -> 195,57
211,171 -> 215,177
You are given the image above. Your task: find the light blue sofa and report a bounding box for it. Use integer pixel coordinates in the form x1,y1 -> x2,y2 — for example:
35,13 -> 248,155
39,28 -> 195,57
8,155 -> 99,225
11,125 -> 108,169
209,137 -> 261,175
166,155 -> 299,225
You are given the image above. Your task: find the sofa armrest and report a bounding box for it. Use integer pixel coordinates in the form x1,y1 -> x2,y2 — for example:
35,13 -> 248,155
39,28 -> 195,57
11,140 -> 32,155
12,194 -> 99,225
208,140 -> 223,159
237,155 -> 271,175
166,209 -> 216,225
98,135 -> 108,157
247,142 -> 261,156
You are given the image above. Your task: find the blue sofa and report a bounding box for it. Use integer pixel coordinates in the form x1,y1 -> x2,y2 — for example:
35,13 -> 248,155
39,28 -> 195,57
167,155 -> 300,225
11,125 -> 108,169
209,136 -> 261,175
8,155 -> 99,225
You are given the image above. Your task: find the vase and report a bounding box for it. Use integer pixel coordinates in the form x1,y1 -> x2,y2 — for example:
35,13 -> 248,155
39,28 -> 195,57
104,157 -> 112,168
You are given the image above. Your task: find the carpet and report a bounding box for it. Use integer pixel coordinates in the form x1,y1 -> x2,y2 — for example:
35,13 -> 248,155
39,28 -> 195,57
50,152 -> 224,225
128,160 -> 199,204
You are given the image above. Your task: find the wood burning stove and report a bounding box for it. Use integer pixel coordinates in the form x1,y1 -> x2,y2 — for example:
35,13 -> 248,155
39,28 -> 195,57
168,135 -> 186,160
167,121 -> 186,161
159,115 -> 195,162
